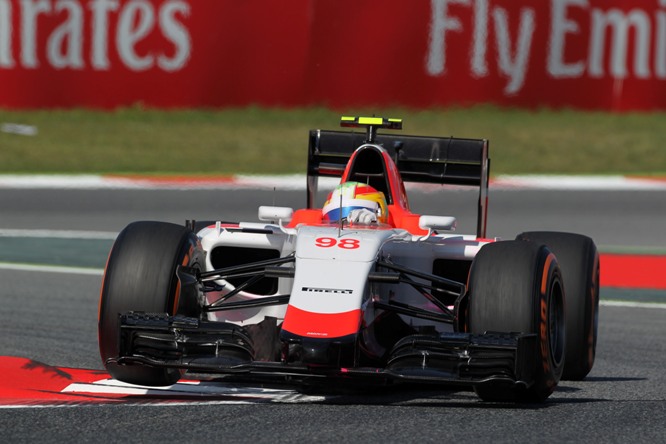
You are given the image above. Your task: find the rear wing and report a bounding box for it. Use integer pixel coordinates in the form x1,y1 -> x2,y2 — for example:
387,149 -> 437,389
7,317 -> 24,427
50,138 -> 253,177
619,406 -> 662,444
306,130 -> 490,238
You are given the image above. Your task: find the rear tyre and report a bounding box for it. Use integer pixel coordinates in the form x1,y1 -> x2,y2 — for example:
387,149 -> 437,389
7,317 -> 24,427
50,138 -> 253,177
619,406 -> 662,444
98,221 -> 204,386
468,241 -> 565,402
516,232 -> 599,380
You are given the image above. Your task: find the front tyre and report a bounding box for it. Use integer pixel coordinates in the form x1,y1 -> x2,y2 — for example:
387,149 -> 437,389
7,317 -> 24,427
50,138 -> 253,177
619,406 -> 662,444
98,221 -> 204,386
516,231 -> 599,380
468,241 -> 565,402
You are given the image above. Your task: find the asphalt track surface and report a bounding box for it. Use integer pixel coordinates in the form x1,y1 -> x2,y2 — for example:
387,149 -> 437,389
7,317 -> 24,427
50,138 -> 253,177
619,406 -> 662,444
1,187 -> 665,443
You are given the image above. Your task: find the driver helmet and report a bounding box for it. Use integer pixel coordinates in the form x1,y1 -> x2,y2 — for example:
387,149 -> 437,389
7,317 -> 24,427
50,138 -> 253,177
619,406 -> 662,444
322,181 -> 388,223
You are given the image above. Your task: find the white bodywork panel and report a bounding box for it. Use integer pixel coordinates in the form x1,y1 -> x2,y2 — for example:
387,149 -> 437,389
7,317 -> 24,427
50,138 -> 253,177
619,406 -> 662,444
197,221 -> 491,329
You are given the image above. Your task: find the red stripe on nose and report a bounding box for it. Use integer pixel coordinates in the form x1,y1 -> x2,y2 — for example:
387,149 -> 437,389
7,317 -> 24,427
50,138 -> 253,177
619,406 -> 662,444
281,305 -> 361,338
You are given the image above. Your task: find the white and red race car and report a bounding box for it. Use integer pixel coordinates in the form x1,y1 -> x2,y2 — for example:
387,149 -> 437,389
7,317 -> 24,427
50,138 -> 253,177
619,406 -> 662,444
98,117 -> 599,402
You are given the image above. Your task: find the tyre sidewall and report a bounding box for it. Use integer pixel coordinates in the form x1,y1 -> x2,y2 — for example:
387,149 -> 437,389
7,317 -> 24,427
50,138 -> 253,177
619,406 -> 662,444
98,221 -> 203,385
468,241 -> 565,401
517,232 -> 599,380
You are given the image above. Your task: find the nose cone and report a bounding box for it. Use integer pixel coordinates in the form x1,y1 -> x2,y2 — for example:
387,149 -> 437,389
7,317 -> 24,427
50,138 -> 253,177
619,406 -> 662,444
281,331 -> 357,367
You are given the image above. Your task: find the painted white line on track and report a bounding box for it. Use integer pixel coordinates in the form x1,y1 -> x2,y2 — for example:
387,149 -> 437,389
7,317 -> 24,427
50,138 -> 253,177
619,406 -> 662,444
0,379 -> 329,409
0,262 -> 663,307
493,175 -> 666,190
0,397 -> 328,408
1,259 -> 662,307
0,400 -> 259,409
62,379 -> 327,402
0,262 -> 103,275
1,175 -> 665,190
0,175 -> 113,189
0,229 -> 117,239
600,300 -> 666,309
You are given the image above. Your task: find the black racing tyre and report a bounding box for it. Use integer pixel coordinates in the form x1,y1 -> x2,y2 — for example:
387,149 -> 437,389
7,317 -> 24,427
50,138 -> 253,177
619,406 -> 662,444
98,221 -> 204,386
468,240 -> 565,402
516,231 -> 599,380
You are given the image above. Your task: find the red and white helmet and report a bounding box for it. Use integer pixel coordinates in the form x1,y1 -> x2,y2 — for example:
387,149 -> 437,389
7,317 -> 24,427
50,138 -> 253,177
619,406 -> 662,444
322,182 -> 388,223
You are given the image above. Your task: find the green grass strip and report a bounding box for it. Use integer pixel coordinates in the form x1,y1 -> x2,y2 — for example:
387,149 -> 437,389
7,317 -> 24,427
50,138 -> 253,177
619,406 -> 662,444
1,106 -> 665,175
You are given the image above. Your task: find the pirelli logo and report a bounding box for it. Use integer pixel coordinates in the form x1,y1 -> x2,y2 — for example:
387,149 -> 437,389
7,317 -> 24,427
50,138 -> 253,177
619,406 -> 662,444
302,287 -> 353,295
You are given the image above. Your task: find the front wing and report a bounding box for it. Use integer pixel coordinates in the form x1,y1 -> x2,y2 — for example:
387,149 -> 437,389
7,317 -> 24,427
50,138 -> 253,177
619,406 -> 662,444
110,313 -> 539,391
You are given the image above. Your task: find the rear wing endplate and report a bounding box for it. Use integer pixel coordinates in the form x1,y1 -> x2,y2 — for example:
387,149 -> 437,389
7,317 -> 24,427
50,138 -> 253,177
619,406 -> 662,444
306,130 -> 490,238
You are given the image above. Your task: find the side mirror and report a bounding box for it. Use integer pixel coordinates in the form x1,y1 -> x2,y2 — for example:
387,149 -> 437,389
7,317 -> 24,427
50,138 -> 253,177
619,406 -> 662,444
418,215 -> 457,232
258,206 -> 294,224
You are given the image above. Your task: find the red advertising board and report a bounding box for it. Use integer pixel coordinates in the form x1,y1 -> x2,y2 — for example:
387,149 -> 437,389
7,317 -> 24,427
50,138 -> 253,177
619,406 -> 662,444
1,0 -> 665,110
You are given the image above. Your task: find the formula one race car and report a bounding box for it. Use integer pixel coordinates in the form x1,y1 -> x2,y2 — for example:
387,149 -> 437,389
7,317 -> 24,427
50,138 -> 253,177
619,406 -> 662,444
98,117 -> 599,402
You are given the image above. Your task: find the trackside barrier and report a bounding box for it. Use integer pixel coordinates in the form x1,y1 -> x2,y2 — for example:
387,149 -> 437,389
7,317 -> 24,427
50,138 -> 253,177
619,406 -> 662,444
1,0 -> 665,110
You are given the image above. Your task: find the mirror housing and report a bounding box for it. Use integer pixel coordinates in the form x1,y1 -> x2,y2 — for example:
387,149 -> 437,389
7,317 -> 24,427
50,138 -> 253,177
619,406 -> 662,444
418,215 -> 457,232
258,206 -> 294,224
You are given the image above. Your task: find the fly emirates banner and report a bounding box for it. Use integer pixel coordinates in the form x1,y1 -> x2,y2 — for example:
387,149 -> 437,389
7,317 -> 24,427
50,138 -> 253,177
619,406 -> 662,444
1,0 -> 665,110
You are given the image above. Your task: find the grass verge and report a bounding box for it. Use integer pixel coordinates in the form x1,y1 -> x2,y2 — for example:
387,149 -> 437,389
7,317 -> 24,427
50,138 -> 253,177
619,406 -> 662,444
1,106 -> 664,175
